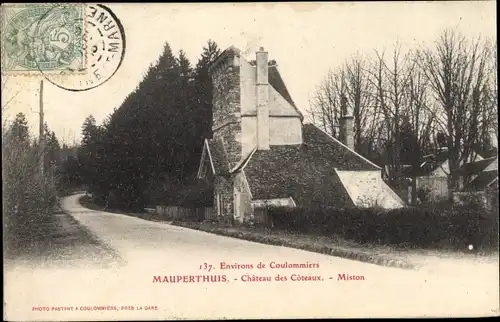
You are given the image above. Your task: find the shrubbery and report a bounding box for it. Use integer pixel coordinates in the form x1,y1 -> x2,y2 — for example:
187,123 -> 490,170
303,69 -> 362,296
145,177 -> 213,208
3,129 -> 58,254
268,203 -> 499,251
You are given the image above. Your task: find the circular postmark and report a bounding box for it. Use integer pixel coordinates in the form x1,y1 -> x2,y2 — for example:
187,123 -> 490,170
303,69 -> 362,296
34,4 -> 126,91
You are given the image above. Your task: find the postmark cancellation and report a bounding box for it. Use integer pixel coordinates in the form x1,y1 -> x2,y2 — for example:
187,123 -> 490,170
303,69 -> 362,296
1,3 -> 86,76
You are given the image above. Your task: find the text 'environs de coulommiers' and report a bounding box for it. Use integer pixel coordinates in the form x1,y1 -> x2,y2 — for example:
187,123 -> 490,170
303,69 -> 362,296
220,261 -> 321,269
199,261 -> 320,271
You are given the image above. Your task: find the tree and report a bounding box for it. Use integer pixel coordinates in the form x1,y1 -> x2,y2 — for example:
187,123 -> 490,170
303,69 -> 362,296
308,54 -> 385,160
344,54 -> 377,152
178,50 -> 193,78
79,115 -> 101,190
43,123 -> 61,171
81,115 -> 97,146
87,42 -> 185,208
400,58 -> 440,204
369,44 -> 416,183
3,113 -> 57,253
307,66 -> 347,139
79,40 -> 222,209
8,113 -> 30,145
194,39 -> 220,141
420,29 -> 494,198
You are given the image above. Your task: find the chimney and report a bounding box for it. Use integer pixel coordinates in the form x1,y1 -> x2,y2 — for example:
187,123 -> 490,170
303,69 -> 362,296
339,94 -> 354,150
256,46 -> 270,150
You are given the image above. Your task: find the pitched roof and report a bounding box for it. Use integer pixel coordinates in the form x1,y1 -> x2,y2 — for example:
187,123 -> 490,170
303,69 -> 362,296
302,124 -> 380,171
241,124 -> 381,207
471,142 -> 498,159
463,170 -> 498,192
244,144 -> 355,208
208,46 -> 240,73
212,46 -> 303,121
248,61 -> 303,119
417,149 -> 449,176
230,148 -> 256,173
457,157 -> 497,176
268,65 -> 300,114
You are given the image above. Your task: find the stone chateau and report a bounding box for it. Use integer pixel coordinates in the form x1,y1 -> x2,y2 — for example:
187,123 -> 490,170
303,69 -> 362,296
198,46 -> 404,224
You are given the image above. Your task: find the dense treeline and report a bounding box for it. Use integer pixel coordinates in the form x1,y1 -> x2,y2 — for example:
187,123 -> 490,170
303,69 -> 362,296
78,41 -> 220,210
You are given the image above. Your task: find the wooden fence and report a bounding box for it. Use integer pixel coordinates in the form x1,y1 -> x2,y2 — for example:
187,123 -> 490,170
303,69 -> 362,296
253,207 -> 273,227
155,205 -> 214,221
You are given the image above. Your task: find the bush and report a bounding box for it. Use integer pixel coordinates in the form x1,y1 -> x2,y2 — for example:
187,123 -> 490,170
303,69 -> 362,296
268,203 -> 499,251
3,132 -> 58,253
145,177 -> 213,208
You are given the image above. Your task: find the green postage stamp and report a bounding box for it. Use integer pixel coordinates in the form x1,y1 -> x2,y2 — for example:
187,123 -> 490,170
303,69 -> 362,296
1,4 -> 86,74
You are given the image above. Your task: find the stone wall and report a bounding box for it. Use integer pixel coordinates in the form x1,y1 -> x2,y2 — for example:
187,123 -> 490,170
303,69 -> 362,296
216,123 -> 241,167
212,55 -> 242,166
213,175 -> 234,225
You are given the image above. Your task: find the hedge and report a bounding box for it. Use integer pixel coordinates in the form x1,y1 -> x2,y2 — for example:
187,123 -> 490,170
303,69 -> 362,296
268,204 -> 499,251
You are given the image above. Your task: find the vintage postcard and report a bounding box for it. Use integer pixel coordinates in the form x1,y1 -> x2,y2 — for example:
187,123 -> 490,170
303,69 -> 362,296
2,2 -> 499,320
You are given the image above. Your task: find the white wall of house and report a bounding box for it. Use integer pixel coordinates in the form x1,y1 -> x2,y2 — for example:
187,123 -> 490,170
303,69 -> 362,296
335,170 -> 405,209
268,86 -> 298,116
422,155 -> 489,200
484,158 -> 498,171
252,198 -> 296,208
233,172 -> 252,223
430,161 -> 450,177
241,116 -> 257,156
240,58 -> 256,115
239,56 -> 302,155
269,117 -> 302,145
429,154 -> 485,178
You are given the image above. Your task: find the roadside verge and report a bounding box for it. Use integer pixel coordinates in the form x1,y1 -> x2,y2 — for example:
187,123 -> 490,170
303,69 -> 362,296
170,221 -> 417,270
75,196 -> 497,272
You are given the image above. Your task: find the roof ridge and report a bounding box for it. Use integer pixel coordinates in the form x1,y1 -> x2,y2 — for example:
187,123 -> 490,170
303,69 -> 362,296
268,65 -> 294,104
197,138 -> 215,177
209,46 -> 241,73
466,155 -> 497,163
242,57 -> 303,120
268,65 -> 304,120
486,177 -> 498,187
482,156 -> 498,162
230,147 -> 257,173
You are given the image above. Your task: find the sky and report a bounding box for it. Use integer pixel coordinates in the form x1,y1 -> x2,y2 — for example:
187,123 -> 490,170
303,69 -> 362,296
2,1 -> 496,145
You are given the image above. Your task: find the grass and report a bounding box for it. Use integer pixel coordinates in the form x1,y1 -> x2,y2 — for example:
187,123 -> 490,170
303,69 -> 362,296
171,221 -> 421,269
4,202 -> 123,269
